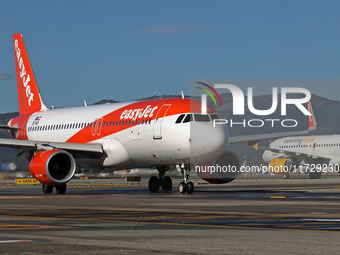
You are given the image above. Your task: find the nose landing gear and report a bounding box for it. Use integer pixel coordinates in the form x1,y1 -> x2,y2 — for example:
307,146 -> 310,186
178,164 -> 194,194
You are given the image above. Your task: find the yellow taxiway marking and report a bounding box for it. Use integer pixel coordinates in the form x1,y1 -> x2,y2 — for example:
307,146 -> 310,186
1,208 -> 340,233
270,196 -> 286,199
0,222 -> 69,230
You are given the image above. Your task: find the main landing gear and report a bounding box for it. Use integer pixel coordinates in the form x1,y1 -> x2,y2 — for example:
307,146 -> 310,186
309,171 -> 322,179
148,166 -> 173,193
42,184 -> 67,194
178,164 -> 194,194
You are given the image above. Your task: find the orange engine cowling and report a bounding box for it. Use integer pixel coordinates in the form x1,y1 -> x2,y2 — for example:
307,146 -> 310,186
195,151 -> 240,184
29,149 -> 76,185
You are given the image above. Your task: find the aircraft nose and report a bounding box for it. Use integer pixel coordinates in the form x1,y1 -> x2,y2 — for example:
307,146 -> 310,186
262,150 -> 272,163
190,122 -> 228,163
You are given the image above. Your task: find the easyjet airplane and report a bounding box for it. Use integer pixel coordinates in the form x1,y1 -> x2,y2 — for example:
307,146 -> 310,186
0,34 -> 315,194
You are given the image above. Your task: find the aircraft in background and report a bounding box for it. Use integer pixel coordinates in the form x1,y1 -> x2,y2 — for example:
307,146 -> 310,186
261,105 -> 340,179
262,133 -> 340,179
0,34 -> 315,194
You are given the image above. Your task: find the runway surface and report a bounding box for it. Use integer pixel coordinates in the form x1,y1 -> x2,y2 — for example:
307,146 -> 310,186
1,177 -> 340,254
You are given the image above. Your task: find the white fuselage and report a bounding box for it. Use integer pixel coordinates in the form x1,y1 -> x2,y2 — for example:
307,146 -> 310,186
23,100 -> 228,169
263,135 -> 340,165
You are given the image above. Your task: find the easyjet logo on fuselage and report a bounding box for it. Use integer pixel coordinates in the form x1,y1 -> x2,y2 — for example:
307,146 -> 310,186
14,39 -> 34,106
120,105 -> 158,120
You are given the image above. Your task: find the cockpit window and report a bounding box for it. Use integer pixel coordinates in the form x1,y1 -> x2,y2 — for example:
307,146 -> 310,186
210,114 -> 219,121
194,114 -> 211,122
175,114 -> 185,124
183,114 -> 193,123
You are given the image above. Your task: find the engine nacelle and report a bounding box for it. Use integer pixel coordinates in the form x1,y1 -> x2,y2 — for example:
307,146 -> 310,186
269,158 -> 292,174
195,151 -> 240,184
29,149 -> 76,185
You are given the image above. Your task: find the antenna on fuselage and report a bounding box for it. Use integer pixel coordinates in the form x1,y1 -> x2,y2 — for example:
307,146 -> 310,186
84,100 -> 87,107
181,91 -> 184,99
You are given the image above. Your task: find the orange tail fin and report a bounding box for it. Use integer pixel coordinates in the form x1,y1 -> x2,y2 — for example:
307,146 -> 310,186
13,33 -> 47,116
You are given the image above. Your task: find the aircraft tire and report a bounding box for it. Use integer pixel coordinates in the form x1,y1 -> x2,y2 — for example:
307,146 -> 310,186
187,182 -> 194,194
316,172 -> 322,179
161,176 -> 172,191
42,184 -> 53,194
178,182 -> 187,193
283,173 -> 290,179
56,184 -> 67,194
309,172 -> 316,179
149,176 -> 160,193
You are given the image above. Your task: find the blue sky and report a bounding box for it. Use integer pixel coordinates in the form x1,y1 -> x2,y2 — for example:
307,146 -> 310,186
1,0 -> 340,113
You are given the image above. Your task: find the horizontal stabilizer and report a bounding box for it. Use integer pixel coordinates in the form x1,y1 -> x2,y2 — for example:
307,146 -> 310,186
0,125 -> 18,131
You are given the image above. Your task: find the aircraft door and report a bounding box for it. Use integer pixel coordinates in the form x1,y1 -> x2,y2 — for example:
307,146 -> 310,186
153,104 -> 171,139
91,118 -> 103,136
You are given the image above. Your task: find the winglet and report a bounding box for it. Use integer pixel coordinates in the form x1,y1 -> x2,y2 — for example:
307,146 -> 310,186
307,100 -> 317,132
13,34 -> 48,116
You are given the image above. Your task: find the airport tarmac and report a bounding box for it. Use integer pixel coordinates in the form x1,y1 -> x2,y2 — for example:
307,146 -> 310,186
1,177 -> 340,254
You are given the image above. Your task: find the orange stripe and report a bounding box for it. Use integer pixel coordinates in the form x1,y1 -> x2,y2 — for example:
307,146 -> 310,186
66,98 -> 214,143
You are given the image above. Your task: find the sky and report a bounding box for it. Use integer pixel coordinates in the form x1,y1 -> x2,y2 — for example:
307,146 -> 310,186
1,0 -> 340,113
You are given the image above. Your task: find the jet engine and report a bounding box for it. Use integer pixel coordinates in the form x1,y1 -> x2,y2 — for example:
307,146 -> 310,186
29,149 -> 76,185
195,150 -> 240,184
269,158 -> 292,174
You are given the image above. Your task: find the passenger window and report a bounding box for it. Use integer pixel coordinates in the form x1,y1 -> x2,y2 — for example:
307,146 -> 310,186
194,114 -> 211,122
176,114 -> 185,124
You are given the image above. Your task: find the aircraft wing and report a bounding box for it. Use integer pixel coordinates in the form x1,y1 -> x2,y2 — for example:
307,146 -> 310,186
0,125 -> 18,131
0,138 -> 103,158
229,130 -> 311,145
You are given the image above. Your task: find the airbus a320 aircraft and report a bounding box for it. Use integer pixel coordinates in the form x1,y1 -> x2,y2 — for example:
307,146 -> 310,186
262,120 -> 340,179
261,105 -> 340,179
0,34 -> 315,194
